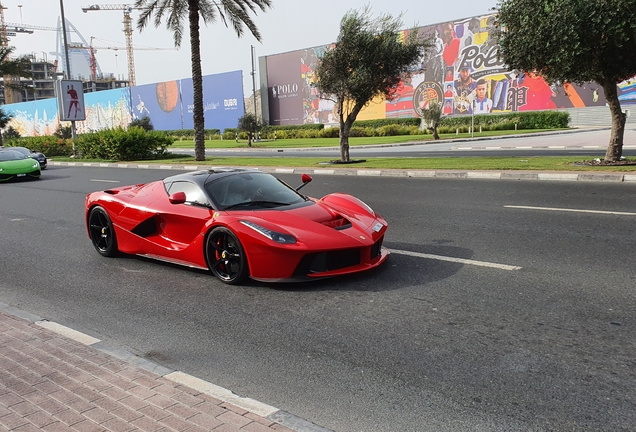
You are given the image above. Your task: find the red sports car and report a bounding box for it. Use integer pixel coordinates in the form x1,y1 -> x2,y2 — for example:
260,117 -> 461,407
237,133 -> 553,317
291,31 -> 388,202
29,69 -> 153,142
85,168 -> 389,284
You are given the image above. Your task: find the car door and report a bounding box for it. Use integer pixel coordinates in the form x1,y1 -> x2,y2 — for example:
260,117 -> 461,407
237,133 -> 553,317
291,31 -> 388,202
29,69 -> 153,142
149,180 -> 215,257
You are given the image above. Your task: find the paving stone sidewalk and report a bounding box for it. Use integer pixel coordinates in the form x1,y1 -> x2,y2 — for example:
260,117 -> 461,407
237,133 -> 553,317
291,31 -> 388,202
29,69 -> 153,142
0,309 -> 298,432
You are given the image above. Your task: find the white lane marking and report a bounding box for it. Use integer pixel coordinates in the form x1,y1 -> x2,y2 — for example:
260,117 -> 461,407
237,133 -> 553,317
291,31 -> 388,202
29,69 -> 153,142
389,249 -> 522,270
505,205 -> 636,216
90,179 -> 120,183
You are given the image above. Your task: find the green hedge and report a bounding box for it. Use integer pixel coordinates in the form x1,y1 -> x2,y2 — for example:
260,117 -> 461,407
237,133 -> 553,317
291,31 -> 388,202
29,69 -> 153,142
163,129 -> 221,139
76,127 -> 174,161
439,111 -> 570,129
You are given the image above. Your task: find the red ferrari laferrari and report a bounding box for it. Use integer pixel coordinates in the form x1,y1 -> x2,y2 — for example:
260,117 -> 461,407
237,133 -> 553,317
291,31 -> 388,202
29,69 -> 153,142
85,168 -> 389,284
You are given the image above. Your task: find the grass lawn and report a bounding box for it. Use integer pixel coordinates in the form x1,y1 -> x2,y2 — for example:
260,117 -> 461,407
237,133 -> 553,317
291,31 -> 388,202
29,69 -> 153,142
169,129 -> 563,149
57,154 -> 636,172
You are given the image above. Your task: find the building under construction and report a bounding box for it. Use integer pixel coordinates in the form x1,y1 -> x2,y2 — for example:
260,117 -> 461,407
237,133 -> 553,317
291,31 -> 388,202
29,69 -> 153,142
0,4 -> 140,104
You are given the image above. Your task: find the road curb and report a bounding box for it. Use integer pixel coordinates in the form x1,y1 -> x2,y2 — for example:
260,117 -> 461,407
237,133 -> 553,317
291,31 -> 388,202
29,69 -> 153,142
0,301 -> 333,432
50,161 -> 636,183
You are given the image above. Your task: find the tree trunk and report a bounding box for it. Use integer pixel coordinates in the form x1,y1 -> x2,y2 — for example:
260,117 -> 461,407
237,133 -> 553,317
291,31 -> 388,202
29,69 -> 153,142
248,133 -> 252,147
189,1 -> 206,162
339,126 -> 350,162
432,122 -> 440,140
603,80 -> 626,162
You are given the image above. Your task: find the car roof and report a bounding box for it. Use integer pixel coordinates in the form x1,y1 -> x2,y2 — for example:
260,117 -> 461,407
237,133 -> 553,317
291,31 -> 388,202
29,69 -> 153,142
163,167 -> 264,187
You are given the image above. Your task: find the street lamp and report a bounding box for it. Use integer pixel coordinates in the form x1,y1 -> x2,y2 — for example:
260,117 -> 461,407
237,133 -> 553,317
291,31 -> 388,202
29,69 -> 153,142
58,0 -> 71,79
59,0 -> 77,155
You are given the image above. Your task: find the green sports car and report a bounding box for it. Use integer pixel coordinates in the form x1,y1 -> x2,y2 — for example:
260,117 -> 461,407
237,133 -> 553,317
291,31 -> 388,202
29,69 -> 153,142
0,149 -> 42,182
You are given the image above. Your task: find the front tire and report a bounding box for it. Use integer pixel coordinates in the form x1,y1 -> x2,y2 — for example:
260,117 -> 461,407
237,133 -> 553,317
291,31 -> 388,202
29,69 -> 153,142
205,227 -> 249,285
88,206 -> 118,257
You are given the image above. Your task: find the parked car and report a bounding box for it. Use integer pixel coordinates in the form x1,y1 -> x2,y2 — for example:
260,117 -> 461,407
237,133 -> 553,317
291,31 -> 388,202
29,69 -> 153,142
6,146 -> 47,169
0,149 -> 42,182
85,168 -> 389,284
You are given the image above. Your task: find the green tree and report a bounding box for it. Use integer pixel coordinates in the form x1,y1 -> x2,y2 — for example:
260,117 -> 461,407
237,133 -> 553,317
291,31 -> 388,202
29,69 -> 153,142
421,102 -> 442,140
314,6 -> 432,162
237,112 -> 264,147
0,108 -> 14,146
54,123 -> 73,139
3,125 -> 20,140
494,0 -> 636,162
135,0 -> 271,161
129,115 -> 154,131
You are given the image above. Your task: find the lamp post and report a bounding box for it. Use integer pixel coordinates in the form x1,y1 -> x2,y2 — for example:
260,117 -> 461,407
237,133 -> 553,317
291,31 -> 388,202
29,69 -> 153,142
59,0 -> 77,155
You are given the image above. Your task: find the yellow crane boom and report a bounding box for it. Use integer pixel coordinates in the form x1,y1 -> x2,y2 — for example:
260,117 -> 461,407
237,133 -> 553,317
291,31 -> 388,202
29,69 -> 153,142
82,4 -> 141,86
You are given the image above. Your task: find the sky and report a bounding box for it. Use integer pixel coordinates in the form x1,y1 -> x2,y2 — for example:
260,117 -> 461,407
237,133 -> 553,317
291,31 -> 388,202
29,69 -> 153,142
2,0 -> 497,96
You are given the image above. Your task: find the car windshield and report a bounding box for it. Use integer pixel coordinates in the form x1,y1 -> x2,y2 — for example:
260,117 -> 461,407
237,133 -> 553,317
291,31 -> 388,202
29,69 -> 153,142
0,150 -> 28,161
10,147 -> 31,156
205,172 -> 306,210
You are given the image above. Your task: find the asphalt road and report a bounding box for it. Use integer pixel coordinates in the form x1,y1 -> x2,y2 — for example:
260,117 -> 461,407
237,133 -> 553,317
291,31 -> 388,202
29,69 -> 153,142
1,166 -> 635,431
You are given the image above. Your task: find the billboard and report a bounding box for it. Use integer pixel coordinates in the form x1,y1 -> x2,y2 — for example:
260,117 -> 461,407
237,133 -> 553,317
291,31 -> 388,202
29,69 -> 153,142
4,70 -> 245,136
181,71 -> 245,131
261,13 -> 634,125
130,80 -> 183,130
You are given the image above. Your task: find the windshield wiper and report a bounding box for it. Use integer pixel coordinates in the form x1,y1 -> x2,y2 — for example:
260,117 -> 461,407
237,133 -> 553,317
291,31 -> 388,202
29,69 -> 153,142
224,200 -> 291,210
189,201 -> 214,209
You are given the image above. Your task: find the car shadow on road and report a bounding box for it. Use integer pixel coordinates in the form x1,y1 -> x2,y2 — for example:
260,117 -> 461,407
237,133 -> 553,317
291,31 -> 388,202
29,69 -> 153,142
265,241 -> 472,292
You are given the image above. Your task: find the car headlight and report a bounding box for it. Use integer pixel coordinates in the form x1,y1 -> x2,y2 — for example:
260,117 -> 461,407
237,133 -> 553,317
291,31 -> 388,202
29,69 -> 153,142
32,162 -> 39,168
240,220 -> 296,244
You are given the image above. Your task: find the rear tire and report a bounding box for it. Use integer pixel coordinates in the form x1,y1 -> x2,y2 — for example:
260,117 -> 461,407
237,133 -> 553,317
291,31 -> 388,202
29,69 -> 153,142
205,227 -> 249,285
88,206 -> 118,257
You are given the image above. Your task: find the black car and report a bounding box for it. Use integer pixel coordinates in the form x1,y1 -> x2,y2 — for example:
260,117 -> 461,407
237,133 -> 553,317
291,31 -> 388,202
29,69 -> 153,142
6,146 -> 47,169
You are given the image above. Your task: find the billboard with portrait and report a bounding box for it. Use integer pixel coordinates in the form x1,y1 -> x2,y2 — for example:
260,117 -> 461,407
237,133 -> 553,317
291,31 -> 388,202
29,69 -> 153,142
261,12 -> 634,125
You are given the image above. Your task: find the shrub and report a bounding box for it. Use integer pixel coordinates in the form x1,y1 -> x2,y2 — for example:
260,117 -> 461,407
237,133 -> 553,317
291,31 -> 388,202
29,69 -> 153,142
319,127 -> 340,138
76,127 -> 173,161
377,124 -> 403,136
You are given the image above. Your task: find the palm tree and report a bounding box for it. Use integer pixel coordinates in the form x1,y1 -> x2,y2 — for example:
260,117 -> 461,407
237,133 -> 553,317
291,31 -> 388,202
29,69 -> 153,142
135,0 -> 272,161
0,108 -> 15,146
1,45 -> 33,104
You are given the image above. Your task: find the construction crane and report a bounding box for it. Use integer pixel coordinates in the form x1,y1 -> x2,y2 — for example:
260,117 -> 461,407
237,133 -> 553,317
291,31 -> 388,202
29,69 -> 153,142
0,1 -> 8,47
82,4 -> 142,86
69,36 -> 173,82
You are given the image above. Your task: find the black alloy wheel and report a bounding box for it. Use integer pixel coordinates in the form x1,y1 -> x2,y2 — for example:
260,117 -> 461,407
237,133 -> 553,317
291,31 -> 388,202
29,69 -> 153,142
205,227 -> 249,284
88,206 -> 118,257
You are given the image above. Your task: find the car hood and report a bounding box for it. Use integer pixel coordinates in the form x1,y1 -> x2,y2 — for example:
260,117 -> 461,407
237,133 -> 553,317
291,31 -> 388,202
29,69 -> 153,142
244,200 -> 383,246
0,158 -> 40,172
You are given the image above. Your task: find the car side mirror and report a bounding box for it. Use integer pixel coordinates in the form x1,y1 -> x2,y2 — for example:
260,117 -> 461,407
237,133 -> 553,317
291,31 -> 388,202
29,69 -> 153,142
169,191 -> 187,204
296,173 -> 313,191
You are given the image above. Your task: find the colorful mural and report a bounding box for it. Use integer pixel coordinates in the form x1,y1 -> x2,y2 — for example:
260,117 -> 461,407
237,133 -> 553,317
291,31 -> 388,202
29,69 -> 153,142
261,13 -> 635,126
3,71 -> 245,136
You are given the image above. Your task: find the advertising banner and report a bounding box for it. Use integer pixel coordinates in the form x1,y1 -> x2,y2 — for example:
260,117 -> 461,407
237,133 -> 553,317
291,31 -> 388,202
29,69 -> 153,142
262,12 -> 633,125
130,80 -> 183,130
265,50 -> 310,125
181,71 -> 245,131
